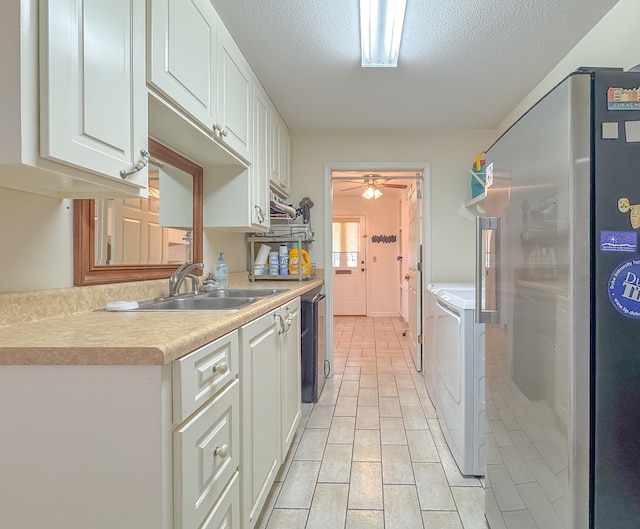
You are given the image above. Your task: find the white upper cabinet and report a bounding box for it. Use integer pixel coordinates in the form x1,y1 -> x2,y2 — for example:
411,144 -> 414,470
148,0 -> 218,131
216,27 -> 252,161
0,0 -> 148,198
148,0 -> 252,164
270,108 -> 290,196
251,83 -> 272,230
201,79 -> 268,232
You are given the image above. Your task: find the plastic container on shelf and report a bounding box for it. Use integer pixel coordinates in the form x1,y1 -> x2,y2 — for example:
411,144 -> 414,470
279,244 -> 289,275
289,241 -> 311,276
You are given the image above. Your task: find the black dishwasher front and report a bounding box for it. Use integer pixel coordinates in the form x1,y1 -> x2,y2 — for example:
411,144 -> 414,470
301,291 -> 327,403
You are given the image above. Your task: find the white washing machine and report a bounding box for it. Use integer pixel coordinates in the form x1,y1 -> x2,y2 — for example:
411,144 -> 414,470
429,284 -> 485,477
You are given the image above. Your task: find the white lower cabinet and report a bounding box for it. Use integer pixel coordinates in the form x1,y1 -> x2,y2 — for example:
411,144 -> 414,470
0,300 -> 303,529
240,306 -> 282,529
280,298 -> 301,461
239,297 -> 302,529
173,332 -> 240,529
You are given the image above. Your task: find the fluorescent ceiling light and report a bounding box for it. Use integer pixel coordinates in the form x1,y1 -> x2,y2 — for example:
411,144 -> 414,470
360,0 -> 407,67
362,186 -> 383,199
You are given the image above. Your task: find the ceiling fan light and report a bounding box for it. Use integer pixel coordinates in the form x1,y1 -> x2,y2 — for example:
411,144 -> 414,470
362,186 -> 383,199
360,0 -> 407,67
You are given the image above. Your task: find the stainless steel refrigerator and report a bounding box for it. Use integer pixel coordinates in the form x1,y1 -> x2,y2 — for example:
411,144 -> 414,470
476,68 -> 640,529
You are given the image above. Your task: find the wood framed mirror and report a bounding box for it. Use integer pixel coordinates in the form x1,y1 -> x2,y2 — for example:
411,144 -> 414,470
74,139 -> 203,286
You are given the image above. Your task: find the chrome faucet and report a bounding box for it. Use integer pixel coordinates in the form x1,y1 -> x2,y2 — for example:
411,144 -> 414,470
169,261 -> 204,296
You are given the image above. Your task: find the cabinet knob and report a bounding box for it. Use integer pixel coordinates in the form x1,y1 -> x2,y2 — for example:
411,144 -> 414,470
214,444 -> 229,459
220,127 -> 228,138
213,361 -> 229,375
119,149 -> 150,179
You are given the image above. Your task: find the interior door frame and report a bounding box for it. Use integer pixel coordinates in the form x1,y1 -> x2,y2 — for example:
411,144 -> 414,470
324,161 -> 432,377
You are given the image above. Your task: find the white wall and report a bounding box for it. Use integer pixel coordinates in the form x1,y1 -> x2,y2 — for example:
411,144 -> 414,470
498,0 -> 640,134
334,194 -> 401,316
203,228 -> 248,279
289,129 -> 496,283
0,188 -> 73,292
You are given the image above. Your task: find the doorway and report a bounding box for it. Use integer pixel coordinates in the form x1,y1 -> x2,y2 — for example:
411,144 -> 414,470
324,163 -> 431,377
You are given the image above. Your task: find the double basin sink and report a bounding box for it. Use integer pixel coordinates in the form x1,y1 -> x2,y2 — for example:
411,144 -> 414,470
129,288 -> 288,312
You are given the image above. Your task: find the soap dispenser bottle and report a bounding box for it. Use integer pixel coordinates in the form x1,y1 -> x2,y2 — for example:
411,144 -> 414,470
216,252 -> 229,288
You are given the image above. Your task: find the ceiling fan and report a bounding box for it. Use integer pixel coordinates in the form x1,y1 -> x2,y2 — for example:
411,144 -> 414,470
340,174 -> 408,193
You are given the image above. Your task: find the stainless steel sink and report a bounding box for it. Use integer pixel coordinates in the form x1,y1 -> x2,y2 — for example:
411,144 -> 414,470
133,295 -> 259,312
206,288 -> 288,298
117,288 -> 289,312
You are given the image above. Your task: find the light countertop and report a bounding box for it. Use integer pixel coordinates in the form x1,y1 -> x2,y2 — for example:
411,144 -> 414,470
0,277 -> 323,366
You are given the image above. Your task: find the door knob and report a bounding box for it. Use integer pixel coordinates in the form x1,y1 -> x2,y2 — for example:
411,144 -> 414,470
405,274 -> 410,280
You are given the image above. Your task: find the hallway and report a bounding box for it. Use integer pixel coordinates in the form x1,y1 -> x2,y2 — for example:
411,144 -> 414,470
256,316 -> 484,529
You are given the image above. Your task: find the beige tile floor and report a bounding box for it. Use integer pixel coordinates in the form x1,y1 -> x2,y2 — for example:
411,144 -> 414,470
256,315 -> 486,529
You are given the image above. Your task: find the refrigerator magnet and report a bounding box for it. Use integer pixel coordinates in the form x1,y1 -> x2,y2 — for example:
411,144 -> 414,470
618,197 -> 640,229
608,258 -> 640,318
607,87 -> 640,111
600,231 -> 637,252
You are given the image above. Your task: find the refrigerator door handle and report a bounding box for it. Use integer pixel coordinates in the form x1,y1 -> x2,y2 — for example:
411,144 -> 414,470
475,216 -> 500,323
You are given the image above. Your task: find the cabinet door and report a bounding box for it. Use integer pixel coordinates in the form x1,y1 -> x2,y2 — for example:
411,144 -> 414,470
252,84 -> 271,230
240,309 -> 281,529
270,110 -> 283,189
40,0 -> 148,191
280,126 -> 291,194
280,298 -> 301,460
217,28 -> 252,162
270,110 -> 290,196
148,0 -> 218,130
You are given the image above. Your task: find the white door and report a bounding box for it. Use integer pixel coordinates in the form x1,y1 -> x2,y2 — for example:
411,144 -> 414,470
112,197 -> 165,265
407,181 -> 423,371
332,216 -> 367,315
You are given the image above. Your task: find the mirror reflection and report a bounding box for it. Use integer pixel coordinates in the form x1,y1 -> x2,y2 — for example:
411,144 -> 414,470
94,161 -> 194,266
73,138 -> 203,286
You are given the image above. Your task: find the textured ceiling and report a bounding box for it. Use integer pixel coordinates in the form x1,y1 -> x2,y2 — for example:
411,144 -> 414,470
211,0 -> 620,131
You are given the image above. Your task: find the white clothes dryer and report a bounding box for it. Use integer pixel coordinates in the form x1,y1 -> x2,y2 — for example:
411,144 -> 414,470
431,285 -> 485,477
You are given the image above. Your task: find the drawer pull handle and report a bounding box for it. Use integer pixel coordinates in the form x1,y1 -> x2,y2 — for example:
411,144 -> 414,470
213,361 -> 229,375
214,444 -> 229,459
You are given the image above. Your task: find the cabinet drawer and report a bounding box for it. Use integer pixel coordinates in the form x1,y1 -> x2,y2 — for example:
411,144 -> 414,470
201,472 -> 240,529
173,330 -> 239,422
174,378 -> 239,529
